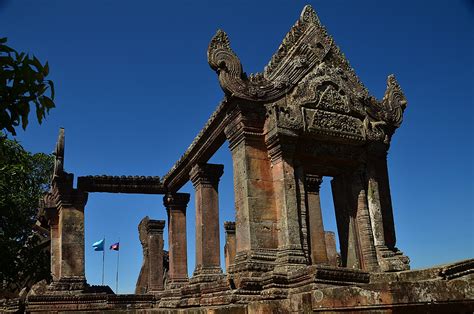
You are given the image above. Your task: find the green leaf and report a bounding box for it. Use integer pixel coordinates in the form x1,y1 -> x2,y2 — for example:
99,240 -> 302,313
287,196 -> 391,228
41,96 -> 55,110
43,62 -> 49,76
0,45 -> 14,53
31,56 -> 43,73
34,100 -> 43,124
21,112 -> 29,130
1,42 -> 55,135
47,80 -> 55,99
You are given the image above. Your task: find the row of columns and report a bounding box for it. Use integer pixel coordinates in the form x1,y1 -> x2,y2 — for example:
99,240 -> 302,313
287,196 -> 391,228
46,137 -> 402,292
45,164 -> 386,292
161,161 -> 342,290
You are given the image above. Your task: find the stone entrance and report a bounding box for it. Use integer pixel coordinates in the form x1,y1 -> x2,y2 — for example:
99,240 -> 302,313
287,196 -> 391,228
27,5 -> 473,313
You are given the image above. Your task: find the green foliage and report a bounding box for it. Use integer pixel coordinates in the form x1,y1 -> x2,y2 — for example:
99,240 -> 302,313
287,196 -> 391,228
0,37 -> 55,136
0,134 -> 54,293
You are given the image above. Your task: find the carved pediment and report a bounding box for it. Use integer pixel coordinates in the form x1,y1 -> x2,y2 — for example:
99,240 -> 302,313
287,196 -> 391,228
290,62 -> 367,118
206,5 -> 408,148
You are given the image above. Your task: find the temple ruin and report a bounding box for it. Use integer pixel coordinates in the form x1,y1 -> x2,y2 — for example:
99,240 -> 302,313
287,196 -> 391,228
23,5 -> 472,313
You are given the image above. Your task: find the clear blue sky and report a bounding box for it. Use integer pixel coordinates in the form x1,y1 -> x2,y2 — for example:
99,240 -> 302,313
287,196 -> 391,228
2,0 -> 473,294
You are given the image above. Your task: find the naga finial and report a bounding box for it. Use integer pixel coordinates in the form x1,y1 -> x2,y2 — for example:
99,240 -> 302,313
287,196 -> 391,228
207,29 -> 243,78
52,127 -> 65,181
381,74 -> 407,128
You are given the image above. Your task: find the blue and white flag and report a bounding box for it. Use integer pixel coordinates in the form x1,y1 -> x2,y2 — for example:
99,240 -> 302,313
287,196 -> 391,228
92,238 -> 105,251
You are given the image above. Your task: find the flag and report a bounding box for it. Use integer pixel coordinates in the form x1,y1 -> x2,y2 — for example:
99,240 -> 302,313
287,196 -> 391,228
92,238 -> 105,251
110,242 -> 119,251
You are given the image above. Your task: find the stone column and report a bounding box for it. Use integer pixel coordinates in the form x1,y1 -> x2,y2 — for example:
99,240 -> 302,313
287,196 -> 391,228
147,219 -> 165,292
266,133 -> 306,269
136,218 -> 150,294
224,221 -> 236,272
50,214 -> 60,281
331,175 -> 361,269
43,192 -> 61,282
164,192 -> 190,288
224,103 -> 279,278
351,170 -> 379,272
190,163 -> 224,281
305,174 -> 329,265
324,231 -> 338,267
367,143 -> 409,271
53,181 -> 88,290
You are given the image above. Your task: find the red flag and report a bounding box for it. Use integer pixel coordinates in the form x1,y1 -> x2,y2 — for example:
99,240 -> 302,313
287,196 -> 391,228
110,242 -> 119,251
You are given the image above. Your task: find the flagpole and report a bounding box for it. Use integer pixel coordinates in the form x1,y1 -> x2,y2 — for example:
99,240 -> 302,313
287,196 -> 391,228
115,238 -> 120,294
102,237 -> 105,285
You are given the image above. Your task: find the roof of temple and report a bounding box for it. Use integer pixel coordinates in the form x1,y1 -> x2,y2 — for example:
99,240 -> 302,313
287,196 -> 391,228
163,5 -> 407,191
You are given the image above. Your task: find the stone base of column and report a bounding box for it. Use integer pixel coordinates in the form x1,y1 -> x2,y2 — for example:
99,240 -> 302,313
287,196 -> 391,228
167,277 -> 189,289
274,245 -> 307,272
191,266 -> 224,283
228,249 -> 277,274
226,249 -> 277,293
376,245 -> 410,272
48,276 -> 88,293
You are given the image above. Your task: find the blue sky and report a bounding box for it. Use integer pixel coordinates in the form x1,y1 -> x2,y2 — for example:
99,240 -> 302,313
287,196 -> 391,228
2,0 -> 473,293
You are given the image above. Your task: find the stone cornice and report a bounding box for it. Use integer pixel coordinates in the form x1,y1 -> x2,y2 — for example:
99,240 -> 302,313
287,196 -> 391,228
224,221 -> 236,233
77,175 -> 165,194
305,174 -> 323,193
146,219 -> 165,234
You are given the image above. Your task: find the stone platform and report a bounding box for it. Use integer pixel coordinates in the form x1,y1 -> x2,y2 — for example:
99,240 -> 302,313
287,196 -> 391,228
10,259 -> 471,313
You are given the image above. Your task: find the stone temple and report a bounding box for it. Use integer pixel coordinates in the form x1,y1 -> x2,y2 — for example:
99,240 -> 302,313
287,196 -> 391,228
19,5 -> 473,313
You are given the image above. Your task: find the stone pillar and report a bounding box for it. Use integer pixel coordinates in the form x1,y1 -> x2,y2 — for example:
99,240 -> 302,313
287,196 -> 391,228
224,221 -> 236,272
50,215 -> 60,281
190,163 -> 224,281
305,174 -> 329,265
43,192 -> 61,282
136,218 -> 150,294
351,170 -> 379,272
367,143 -> 409,271
49,176 -> 88,291
331,175 -> 361,269
266,133 -> 306,269
136,217 -> 166,294
224,103 -> 279,277
164,192 -> 190,288
324,231 -> 338,267
147,219 -> 165,292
